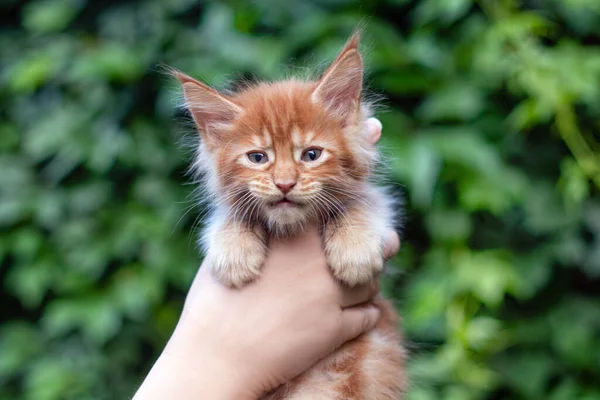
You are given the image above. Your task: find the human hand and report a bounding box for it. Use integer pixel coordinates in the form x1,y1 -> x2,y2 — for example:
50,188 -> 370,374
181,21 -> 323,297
133,228 -> 399,400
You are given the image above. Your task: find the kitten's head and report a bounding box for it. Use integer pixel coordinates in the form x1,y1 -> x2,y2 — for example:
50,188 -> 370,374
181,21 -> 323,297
176,33 -> 379,233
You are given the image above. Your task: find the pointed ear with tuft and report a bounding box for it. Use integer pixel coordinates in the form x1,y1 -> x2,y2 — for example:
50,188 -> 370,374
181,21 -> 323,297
311,33 -> 363,124
174,70 -> 242,146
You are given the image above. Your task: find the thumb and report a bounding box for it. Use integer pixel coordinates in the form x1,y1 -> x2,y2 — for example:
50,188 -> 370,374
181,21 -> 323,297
364,117 -> 382,145
337,305 -> 381,346
383,230 -> 400,260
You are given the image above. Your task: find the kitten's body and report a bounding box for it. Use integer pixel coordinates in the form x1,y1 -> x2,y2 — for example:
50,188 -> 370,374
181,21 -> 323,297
176,33 -> 407,399
262,298 -> 405,400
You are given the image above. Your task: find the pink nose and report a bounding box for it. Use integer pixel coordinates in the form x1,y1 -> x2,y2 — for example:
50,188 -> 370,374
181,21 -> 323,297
276,182 -> 296,194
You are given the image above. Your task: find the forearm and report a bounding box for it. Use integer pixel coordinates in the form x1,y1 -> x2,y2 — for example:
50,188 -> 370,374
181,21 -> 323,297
133,321 -> 259,400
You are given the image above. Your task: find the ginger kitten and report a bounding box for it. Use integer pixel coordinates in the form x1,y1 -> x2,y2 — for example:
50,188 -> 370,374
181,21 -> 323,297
175,33 -> 407,399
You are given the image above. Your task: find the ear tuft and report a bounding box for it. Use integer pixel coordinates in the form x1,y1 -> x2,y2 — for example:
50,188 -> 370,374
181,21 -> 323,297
332,31 -> 361,64
312,32 -> 363,123
172,70 -> 242,143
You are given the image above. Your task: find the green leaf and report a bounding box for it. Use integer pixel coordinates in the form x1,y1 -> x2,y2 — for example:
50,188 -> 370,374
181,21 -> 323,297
454,250 -> 519,308
25,359 -> 77,400
415,0 -> 473,26
5,54 -> 55,93
22,0 -> 83,33
5,261 -> 55,308
425,209 -> 472,243
43,296 -> 122,344
418,81 -> 484,122
388,136 -> 441,209
558,158 -> 590,208
110,266 -> 163,319
464,317 -> 502,351
0,323 -> 42,379
71,42 -> 145,83
495,352 -> 556,398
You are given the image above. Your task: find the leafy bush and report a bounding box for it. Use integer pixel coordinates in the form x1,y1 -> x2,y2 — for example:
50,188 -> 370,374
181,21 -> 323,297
1,0 -> 599,399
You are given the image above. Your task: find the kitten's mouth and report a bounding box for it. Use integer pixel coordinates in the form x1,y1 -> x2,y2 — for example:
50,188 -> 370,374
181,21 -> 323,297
271,198 -> 298,207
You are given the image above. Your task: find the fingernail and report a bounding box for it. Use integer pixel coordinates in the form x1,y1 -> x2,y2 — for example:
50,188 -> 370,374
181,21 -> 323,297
368,117 -> 382,132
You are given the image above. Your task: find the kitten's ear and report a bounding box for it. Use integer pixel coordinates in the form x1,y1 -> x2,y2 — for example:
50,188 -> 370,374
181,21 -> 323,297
174,71 -> 242,144
312,33 -> 363,124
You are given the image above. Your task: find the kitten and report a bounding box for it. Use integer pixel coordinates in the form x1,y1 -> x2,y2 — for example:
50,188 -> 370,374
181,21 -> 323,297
175,33 -> 407,399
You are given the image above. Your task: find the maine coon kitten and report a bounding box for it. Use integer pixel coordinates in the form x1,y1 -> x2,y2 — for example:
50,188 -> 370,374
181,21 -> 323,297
175,33 -> 407,399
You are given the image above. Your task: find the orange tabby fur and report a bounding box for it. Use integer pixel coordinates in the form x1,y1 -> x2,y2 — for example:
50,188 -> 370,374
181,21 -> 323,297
175,33 -> 407,399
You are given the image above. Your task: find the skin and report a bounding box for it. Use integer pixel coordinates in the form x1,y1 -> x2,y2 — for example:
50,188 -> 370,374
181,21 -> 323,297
132,118 -> 394,400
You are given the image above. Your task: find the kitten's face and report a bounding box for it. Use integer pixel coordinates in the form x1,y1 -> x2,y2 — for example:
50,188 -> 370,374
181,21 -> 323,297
177,33 -> 376,232
212,84 -> 371,230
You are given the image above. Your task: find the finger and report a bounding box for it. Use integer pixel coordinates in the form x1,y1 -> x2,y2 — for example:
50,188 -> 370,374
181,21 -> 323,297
269,224 -> 321,255
337,305 -> 381,346
383,230 -> 400,260
365,117 -> 382,145
340,279 -> 380,308
267,224 -> 324,271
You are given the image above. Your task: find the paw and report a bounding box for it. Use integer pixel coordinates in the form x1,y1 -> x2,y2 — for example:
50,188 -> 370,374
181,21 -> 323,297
325,232 -> 384,287
205,237 -> 266,289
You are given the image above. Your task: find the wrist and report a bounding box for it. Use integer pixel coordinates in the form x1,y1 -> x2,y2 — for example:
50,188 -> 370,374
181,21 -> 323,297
171,317 -> 264,399
134,320 -> 262,400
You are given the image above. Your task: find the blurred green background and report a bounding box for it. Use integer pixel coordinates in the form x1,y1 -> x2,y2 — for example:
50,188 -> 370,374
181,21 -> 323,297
1,0 -> 600,399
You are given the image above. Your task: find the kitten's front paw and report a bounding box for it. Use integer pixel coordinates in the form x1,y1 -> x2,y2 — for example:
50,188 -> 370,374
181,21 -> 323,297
325,231 -> 384,287
205,237 -> 266,289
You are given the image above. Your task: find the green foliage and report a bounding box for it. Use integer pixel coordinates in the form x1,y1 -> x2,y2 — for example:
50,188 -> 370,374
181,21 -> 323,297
1,0 -> 599,399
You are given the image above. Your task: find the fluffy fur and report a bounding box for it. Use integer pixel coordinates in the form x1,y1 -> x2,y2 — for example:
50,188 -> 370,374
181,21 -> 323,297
175,32 -> 407,399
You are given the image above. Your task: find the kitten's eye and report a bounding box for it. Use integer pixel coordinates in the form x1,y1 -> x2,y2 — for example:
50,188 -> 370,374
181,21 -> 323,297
301,148 -> 323,162
247,152 -> 268,164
